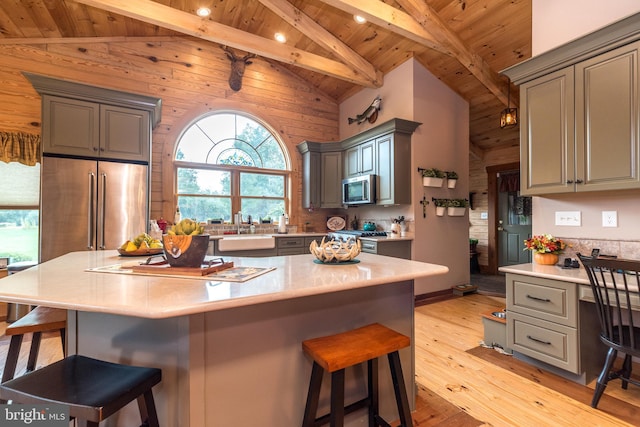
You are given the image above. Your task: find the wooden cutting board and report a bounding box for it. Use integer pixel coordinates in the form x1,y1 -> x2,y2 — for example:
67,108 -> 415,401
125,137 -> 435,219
130,261 -> 234,276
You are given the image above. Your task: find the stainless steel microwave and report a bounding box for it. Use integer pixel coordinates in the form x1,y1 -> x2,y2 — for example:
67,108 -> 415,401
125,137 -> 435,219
342,175 -> 376,205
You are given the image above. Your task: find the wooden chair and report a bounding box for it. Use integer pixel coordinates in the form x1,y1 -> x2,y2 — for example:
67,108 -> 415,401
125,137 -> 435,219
2,305 -> 67,383
0,354 -> 161,427
301,323 -> 413,427
578,254 -> 640,408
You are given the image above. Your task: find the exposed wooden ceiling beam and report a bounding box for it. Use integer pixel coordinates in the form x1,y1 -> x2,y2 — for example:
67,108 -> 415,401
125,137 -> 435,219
394,0 -> 510,107
318,0 -> 449,55
320,0 -> 513,107
72,0 -> 381,88
256,0 -> 383,87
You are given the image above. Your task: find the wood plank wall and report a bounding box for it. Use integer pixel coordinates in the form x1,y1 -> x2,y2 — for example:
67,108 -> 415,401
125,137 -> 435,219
0,37 -> 339,232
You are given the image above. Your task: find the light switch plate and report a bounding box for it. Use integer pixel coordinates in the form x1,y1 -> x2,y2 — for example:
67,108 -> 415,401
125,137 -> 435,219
555,211 -> 581,226
602,211 -> 618,227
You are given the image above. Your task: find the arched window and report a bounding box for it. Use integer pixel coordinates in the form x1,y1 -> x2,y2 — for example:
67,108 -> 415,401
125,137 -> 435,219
174,112 -> 290,223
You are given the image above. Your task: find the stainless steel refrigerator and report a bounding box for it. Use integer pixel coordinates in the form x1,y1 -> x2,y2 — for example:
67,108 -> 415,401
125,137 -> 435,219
40,156 -> 148,262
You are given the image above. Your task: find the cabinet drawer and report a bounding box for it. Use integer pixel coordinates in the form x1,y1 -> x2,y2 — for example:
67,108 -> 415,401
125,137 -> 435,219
508,312 -> 579,373
277,237 -> 304,248
507,274 -> 577,327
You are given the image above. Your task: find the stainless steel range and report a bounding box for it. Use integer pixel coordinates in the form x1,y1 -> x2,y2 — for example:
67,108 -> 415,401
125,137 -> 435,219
329,230 -> 411,259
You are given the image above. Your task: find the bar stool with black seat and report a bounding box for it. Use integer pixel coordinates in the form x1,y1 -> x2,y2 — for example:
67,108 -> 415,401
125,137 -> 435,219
0,354 -> 161,427
2,305 -> 67,383
578,254 -> 640,408
301,323 -> 413,427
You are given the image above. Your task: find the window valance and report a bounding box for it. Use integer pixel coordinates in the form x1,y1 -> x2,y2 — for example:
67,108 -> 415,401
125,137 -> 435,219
0,131 -> 41,166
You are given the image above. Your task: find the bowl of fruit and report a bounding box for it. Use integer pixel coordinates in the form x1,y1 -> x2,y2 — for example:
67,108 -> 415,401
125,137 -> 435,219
162,219 -> 210,268
118,233 -> 163,256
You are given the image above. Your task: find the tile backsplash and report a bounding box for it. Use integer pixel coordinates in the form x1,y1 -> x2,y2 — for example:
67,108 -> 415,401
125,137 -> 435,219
560,238 -> 640,261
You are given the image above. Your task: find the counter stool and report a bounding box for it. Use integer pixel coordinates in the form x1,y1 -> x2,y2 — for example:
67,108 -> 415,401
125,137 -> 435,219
301,323 -> 412,427
0,354 -> 161,427
2,306 -> 67,383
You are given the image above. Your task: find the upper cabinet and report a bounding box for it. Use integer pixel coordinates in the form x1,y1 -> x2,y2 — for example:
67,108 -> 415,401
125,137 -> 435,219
343,139 -> 375,178
297,141 -> 343,209
297,118 -> 420,208
503,14 -> 640,195
25,72 -> 161,163
43,96 -> 151,162
340,118 -> 420,206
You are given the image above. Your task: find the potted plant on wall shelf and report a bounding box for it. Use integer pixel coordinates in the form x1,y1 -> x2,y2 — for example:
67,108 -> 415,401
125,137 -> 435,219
445,171 -> 458,188
432,198 -> 448,216
422,168 -> 445,187
447,199 -> 468,216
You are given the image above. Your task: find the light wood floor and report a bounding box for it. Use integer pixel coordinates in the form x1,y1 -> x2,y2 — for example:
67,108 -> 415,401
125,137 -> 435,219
416,294 -> 640,426
1,295 -> 639,426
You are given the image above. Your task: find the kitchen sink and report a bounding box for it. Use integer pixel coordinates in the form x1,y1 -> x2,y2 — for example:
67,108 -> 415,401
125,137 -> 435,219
217,235 -> 276,252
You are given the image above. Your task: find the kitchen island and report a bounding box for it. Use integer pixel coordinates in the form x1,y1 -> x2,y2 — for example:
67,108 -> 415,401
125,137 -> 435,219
0,251 -> 447,426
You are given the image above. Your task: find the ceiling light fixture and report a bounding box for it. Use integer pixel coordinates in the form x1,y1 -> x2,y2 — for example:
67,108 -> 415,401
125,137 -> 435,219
274,32 -> 287,43
353,15 -> 367,24
500,79 -> 518,128
196,7 -> 211,17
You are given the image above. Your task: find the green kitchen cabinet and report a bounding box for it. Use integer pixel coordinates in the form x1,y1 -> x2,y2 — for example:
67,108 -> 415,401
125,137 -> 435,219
297,141 -> 343,209
343,139 -> 375,178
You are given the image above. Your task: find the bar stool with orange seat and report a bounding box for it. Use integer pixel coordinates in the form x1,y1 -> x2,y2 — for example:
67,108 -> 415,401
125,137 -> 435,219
301,323 -> 413,427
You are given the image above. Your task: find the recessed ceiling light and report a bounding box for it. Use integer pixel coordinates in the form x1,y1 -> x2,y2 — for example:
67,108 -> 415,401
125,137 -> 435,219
274,32 -> 287,43
354,15 -> 367,24
196,7 -> 211,17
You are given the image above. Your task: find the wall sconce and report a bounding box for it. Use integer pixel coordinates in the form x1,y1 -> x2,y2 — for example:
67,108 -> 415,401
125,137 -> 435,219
500,80 -> 517,128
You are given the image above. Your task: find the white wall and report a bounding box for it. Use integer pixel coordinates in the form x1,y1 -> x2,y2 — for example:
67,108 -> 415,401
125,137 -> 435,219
531,2 -> 640,244
339,59 -> 470,295
533,0 -> 640,55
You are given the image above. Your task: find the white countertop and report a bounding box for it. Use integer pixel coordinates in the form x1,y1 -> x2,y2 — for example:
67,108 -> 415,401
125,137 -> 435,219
499,263 -> 590,285
0,251 -> 448,319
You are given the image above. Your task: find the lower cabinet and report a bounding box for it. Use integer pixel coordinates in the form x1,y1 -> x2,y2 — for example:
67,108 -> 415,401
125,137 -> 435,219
506,273 -> 605,383
360,239 -> 411,260
277,236 -> 324,255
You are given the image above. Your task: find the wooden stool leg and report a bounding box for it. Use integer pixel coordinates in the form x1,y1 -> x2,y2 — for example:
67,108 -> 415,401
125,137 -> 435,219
137,389 -> 160,427
330,369 -> 345,427
367,358 -> 379,427
302,361 -> 324,427
26,331 -> 43,372
388,351 -> 412,427
60,328 -> 66,356
2,334 -> 24,383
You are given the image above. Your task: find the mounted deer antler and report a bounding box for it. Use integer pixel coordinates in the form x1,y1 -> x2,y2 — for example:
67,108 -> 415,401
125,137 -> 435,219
222,46 -> 257,91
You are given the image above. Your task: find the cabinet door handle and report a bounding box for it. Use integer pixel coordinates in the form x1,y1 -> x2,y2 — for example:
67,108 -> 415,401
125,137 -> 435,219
566,179 -> 574,184
526,294 -> 551,302
575,179 -> 584,184
526,335 -> 551,345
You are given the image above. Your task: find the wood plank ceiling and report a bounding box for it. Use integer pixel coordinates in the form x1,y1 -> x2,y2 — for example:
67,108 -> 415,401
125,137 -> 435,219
0,0 -> 531,160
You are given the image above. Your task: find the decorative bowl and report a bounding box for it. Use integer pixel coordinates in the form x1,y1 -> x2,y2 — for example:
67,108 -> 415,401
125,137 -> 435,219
162,234 -> 210,268
309,238 -> 361,263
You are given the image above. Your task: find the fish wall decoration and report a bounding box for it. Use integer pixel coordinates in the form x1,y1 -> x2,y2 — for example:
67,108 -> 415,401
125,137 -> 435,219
348,96 -> 381,125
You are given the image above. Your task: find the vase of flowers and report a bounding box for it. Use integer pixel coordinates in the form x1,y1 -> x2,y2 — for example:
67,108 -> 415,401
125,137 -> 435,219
524,234 -> 566,265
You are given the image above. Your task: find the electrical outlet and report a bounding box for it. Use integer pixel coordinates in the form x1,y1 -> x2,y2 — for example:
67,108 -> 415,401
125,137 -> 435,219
480,212 -> 488,220
602,211 -> 618,227
555,211 -> 581,226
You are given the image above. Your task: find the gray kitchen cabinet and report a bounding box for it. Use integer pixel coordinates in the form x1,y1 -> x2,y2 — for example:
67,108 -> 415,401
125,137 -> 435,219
343,139 -> 375,178
375,132 -> 411,205
505,27 -> 640,195
360,239 -> 411,259
321,151 -> 343,208
297,141 -> 343,209
506,273 -> 604,383
42,95 -> 150,162
340,118 -> 420,206
276,235 -> 324,255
